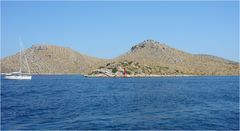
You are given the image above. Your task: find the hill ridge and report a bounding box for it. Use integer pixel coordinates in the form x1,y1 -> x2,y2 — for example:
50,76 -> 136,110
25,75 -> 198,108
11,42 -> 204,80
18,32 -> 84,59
1,40 -> 239,75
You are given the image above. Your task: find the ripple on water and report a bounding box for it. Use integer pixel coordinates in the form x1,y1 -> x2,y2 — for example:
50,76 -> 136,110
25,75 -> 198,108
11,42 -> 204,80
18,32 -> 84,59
1,76 -> 239,130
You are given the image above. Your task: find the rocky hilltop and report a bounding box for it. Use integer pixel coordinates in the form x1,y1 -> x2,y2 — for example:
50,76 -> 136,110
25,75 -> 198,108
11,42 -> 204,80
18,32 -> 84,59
1,40 -> 239,76
1,45 -> 106,74
112,40 -> 239,76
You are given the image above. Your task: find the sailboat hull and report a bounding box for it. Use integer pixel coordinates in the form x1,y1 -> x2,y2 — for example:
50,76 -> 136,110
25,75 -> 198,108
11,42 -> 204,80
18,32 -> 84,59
4,39 -> 32,80
4,75 -> 32,80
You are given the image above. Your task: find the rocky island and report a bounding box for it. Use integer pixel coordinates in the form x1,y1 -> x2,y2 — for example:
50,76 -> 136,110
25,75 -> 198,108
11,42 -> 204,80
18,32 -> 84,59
86,60 -> 194,77
1,40 -> 239,76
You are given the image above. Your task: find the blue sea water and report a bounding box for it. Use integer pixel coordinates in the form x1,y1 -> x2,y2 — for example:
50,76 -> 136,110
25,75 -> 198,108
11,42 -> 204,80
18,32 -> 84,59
1,75 -> 239,130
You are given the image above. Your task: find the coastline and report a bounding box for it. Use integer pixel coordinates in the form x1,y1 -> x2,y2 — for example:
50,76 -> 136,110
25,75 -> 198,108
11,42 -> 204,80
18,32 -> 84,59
1,73 -> 239,77
84,75 -> 195,78
0,73 -> 82,75
83,74 -> 239,78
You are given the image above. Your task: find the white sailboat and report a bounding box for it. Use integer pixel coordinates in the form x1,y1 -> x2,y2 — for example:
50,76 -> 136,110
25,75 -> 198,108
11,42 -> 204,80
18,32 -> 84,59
4,39 -> 32,80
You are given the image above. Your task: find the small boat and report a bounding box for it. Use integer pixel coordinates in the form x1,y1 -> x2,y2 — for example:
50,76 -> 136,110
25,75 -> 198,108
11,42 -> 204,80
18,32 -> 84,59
4,39 -> 32,80
4,72 -> 32,80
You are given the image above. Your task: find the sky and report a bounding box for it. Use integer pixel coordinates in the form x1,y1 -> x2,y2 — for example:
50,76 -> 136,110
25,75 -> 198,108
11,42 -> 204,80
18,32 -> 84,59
1,1 -> 239,61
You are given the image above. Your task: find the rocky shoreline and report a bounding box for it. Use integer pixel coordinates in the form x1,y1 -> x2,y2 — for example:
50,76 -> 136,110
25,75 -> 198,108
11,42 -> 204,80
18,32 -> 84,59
85,74 -> 196,78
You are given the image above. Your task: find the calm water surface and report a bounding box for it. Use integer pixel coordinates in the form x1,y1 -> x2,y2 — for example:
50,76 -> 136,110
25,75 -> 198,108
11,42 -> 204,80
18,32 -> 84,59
1,75 -> 239,130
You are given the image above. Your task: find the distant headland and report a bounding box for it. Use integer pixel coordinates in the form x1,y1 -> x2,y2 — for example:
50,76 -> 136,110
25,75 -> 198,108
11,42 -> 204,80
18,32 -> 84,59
1,40 -> 239,76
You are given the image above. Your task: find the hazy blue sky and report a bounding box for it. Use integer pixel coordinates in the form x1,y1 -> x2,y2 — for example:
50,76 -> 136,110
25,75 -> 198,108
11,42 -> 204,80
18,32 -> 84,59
1,1 -> 239,61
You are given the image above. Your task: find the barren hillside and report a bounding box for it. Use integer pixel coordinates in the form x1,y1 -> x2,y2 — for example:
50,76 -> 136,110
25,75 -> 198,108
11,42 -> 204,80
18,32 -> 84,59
1,40 -> 239,75
113,40 -> 239,75
1,45 -> 106,74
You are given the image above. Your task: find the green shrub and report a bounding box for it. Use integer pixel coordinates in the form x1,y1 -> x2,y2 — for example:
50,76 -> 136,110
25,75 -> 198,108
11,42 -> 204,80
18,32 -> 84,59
99,66 -> 104,69
112,67 -> 118,73
128,61 -> 133,65
135,62 -> 139,66
126,70 -> 132,74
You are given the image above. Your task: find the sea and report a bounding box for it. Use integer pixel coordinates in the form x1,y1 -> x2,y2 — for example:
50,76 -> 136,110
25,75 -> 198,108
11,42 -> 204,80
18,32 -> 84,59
1,75 -> 239,130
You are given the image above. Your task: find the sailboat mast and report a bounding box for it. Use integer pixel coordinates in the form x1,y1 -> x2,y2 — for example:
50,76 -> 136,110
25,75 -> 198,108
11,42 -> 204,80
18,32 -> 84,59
25,55 -> 31,74
19,38 -> 22,73
19,37 -> 31,74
